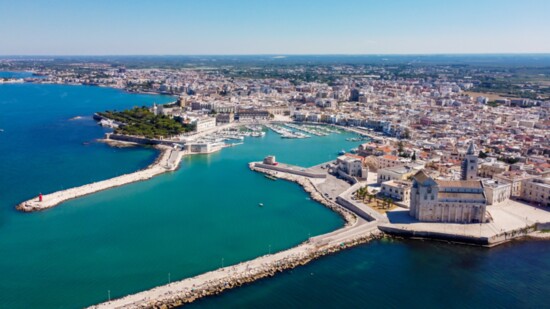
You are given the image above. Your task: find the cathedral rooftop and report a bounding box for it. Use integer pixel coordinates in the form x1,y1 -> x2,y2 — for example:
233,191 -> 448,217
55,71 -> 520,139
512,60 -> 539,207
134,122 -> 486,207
438,192 -> 485,200
435,179 -> 482,189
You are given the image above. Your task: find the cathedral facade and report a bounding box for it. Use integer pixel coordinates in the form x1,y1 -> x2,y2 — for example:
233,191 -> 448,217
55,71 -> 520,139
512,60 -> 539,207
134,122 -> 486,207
409,143 -> 487,223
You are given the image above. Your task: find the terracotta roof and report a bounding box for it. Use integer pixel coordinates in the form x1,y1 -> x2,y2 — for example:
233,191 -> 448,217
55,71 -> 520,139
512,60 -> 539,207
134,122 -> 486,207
382,155 -> 398,161
377,146 -> 394,153
413,170 -> 431,183
344,153 -> 364,160
435,180 -> 482,188
438,192 -> 485,200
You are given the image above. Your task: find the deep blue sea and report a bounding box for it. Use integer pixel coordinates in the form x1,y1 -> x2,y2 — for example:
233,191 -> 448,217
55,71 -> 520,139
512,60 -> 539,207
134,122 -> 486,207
0,77 -> 549,309
189,238 -> 550,309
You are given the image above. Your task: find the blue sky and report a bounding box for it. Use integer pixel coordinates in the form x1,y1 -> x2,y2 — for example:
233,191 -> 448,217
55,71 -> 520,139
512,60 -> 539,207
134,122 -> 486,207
1,0 -> 549,55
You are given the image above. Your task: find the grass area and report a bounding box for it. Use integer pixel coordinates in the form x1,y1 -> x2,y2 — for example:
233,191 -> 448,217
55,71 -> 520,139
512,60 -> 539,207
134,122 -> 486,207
98,106 -> 193,139
465,91 -> 510,101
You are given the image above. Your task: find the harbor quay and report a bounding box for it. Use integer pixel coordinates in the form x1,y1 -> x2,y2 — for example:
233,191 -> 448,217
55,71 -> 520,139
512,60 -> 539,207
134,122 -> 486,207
379,200 -> 550,247
253,158 -> 550,248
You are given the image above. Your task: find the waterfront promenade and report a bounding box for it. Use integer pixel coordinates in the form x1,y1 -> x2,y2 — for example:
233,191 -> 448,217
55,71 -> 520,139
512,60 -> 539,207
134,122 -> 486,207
17,145 -> 183,212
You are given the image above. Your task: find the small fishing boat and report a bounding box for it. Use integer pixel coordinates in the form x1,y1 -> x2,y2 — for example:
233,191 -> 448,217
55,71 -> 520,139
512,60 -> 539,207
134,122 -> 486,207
265,174 -> 277,180
258,203 -> 264,207
338,149 -> 346,155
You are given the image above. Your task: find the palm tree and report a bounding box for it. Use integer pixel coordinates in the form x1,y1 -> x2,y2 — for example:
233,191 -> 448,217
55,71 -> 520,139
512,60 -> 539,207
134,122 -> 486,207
367,193 -> 374,203
356,186 -> 367,200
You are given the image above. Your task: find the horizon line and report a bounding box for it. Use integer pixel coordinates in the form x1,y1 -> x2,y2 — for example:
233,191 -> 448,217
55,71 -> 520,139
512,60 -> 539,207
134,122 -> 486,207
2,52 -> 550,58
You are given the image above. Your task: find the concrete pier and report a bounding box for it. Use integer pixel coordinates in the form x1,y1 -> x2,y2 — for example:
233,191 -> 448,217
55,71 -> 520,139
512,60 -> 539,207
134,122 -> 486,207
16,146 -> 184,212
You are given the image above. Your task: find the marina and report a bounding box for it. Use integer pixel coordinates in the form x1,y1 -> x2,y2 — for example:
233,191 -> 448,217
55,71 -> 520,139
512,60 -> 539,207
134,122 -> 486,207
284,123 -> 329,136
264,123 -> 310,139
1,88 -> 351,308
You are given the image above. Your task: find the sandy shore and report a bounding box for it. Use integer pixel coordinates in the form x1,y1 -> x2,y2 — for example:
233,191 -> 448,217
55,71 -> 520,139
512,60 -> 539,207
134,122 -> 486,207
16,146 -> 184,212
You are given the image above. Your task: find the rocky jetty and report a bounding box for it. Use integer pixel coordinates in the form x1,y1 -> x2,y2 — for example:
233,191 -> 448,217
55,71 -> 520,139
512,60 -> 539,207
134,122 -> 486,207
88,162 -> 382,309
16,146 -> 183,212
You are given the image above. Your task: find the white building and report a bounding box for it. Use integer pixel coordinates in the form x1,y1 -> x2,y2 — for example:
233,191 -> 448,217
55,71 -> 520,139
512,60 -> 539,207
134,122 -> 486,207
377,163 -> 424,184
336,155 -> 367,178
194,117 -> 216,132
482,179 -> 511,205
381,180 -> 412,202
494,171 -> 537,198
521,178 -> 550,207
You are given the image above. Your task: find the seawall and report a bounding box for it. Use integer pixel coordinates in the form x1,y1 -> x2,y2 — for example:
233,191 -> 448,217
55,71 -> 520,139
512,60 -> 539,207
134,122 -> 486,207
379,223 -> 538,247
89,232 -> 381,309
16,146 -> 183,212
250,163 -> 356,225
88,162 -> 383,308
253,162 -> 327,179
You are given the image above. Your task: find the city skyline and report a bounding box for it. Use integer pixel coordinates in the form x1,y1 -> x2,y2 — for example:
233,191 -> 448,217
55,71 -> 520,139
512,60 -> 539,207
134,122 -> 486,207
1,0 -> 550,55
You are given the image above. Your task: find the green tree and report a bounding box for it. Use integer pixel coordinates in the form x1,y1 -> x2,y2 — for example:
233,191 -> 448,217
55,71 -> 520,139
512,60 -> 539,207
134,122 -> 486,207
397,141 -> 404,153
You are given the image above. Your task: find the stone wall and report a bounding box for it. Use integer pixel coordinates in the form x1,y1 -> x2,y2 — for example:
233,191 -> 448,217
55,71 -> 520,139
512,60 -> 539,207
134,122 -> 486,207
107,133 -> 178,147
254,163 -> 326,178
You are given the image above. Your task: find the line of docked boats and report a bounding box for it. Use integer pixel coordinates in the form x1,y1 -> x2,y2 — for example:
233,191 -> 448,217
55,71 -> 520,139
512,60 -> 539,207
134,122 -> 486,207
345,136 -> 371,142
264,124 -> 310,139
194,127 -> 265,144
284,123 -> 329,136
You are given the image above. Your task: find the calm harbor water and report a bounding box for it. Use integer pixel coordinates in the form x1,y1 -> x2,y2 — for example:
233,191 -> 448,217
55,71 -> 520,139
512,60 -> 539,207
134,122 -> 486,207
0,82 -> 348,308
1,81 -> 549,309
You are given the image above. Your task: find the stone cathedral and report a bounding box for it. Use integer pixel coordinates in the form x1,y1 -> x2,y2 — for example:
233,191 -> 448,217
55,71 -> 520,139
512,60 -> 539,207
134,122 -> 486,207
409,143 -> 487,223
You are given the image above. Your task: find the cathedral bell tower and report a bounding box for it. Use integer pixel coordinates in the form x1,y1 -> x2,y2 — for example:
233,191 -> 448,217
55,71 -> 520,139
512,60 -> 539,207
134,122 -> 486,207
461,142 -> 478,180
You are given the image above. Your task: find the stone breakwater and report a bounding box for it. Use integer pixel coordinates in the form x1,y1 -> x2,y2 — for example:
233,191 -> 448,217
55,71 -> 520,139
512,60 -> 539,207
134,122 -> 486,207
89,232 -> 382,309
88,163 -> 381,309
249,163 -> 357,226
16,146 -> 183,212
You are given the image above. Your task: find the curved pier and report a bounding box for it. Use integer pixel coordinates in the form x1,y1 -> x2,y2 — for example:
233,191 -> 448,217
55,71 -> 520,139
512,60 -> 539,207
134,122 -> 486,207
16,146 -> 184,212
88,163 -> 382,308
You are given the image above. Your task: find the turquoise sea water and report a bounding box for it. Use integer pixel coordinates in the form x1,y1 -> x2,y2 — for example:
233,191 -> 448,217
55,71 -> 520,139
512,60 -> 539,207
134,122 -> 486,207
1,81 -> 549,309
0,82 -> 350,308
